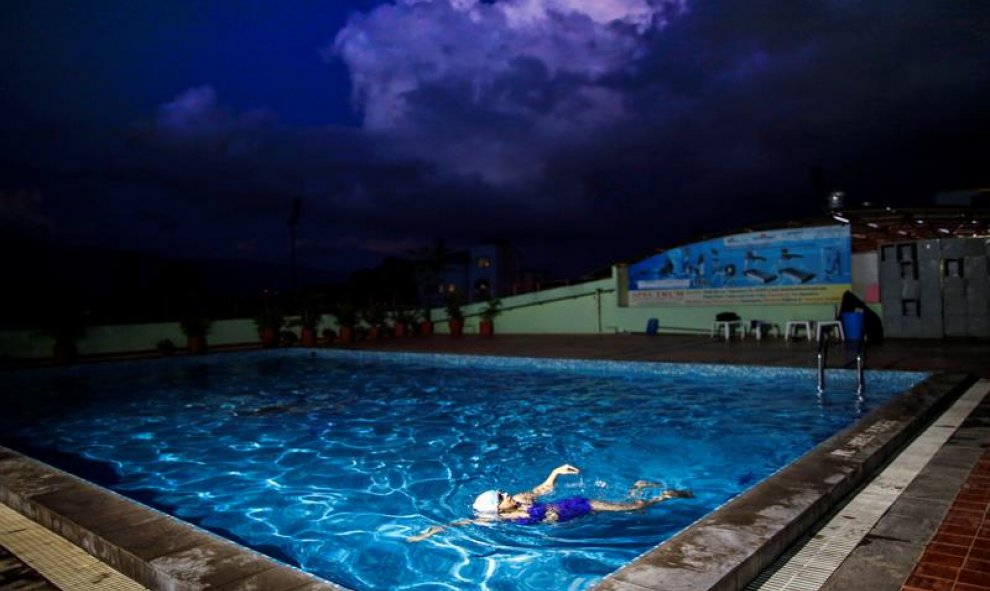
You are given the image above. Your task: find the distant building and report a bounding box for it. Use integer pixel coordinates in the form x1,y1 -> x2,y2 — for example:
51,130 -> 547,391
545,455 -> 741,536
419,242 -> 523,307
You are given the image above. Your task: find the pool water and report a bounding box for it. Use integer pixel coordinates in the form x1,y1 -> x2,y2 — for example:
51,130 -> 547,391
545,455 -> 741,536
0,351 -> 927,591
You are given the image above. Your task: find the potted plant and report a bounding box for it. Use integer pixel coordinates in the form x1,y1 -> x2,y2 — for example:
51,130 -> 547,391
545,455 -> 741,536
391,309 -> 416,338
254,303 -> 284,348
445,291 -> 464,337
180,313 -> 211,355
333,302 -> 357,345
418,307 -> 434,336
45,308 -> 87,364
479,299 -> 502,337
290,294 -> 323,347
362,307 -> 388,340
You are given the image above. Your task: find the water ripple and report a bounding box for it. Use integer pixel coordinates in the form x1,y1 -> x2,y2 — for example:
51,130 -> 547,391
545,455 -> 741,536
0,351 -> 926,591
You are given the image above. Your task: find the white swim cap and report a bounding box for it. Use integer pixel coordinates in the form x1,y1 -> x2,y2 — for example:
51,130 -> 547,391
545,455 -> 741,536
472,490 -> 501,515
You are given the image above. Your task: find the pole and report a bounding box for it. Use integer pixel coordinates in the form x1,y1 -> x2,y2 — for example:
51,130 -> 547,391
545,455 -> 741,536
288,197 -> 302,293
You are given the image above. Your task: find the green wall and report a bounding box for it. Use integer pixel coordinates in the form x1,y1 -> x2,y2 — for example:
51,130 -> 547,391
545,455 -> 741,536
434,279 -> 614,335
1,267 -> 869,360
432,268 -> 849,336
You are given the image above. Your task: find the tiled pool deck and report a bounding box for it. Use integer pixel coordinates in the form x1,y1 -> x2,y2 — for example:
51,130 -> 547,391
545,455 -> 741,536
2,334 -> 990,590
899,448 -> 990,591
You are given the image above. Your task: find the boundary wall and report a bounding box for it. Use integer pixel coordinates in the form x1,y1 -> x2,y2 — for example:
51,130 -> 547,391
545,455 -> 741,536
0,265 -> 869,361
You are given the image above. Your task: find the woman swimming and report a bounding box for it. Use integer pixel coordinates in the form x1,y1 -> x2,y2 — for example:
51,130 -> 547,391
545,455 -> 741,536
407,463 -> 692,542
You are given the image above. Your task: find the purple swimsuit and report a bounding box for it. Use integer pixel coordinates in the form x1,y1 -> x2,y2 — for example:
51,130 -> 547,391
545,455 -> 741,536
511,497 -> 592,525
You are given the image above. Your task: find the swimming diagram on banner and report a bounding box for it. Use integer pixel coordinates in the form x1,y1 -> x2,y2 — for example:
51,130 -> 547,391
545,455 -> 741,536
627,225 -> 852,306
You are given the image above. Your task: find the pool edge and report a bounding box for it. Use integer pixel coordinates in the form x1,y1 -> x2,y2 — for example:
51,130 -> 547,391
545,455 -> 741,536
0,446 -> 351,591
590,371 -> 976,591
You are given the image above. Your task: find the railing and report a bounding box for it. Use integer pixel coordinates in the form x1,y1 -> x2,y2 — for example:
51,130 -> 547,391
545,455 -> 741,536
856,337 -> 867,394
817,332 -> 828,393
457,288 -> 617,319
817,331 -> 866,394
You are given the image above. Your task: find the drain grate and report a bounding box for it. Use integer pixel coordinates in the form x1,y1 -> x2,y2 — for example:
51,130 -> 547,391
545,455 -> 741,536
747,379 -> 990,591
0,504 -> 150,591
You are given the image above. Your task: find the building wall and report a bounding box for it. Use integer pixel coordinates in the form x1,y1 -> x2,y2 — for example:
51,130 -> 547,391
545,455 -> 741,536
852,251 -> 879,303
879,238 -> 990,338
464,243 -> 522,302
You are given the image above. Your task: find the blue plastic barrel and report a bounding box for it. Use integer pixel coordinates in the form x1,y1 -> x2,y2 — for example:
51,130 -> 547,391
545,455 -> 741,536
841,311 -> 865,341
646,318 -> 659,335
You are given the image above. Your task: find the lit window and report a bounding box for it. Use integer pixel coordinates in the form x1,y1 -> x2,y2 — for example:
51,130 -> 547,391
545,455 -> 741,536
477,257 -> 491,269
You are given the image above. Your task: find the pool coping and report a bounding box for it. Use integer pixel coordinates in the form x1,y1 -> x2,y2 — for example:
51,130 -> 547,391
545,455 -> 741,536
0,361 -> 973,591
0,447 -> 346,591
591,371 -> 976,591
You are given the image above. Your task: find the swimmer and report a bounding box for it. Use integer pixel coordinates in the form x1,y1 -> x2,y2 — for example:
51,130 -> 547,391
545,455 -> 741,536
407,464 -> 693,542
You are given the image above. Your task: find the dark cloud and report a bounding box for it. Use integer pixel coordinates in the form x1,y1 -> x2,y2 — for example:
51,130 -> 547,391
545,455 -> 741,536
324,0 -> 987,269
2,0 -> 988,282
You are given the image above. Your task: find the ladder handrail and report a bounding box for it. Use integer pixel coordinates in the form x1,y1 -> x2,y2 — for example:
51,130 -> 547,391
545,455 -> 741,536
855,337 -> 867,394
816,332 -> 829,393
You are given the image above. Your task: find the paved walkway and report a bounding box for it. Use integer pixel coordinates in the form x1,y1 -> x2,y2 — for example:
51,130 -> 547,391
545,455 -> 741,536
901,451 -> 990,591
3,334 -> 989,590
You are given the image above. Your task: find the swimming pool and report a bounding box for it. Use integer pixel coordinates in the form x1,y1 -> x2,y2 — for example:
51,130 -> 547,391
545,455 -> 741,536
0,351 -> 927,591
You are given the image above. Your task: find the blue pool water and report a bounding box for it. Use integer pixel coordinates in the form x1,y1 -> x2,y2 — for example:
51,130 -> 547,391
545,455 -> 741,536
1,351 -> 927,591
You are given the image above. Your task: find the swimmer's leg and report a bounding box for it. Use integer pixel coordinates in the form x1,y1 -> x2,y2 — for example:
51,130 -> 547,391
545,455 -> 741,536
589,499 -> 650,512
591,489 -> 694,513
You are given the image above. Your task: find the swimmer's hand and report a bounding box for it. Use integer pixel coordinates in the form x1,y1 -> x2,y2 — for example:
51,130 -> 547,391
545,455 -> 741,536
532,465 -> 581,497
406,525 -> 444,542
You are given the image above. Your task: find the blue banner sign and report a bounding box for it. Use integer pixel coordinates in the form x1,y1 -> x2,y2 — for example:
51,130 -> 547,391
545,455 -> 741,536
628,225 -> 852,306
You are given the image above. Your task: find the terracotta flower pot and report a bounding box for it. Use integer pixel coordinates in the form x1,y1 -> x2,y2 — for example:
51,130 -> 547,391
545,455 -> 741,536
480,319 -> 494,336
419,321 -> 433,336
260,328 -> 278,348
300,328 -> 317,347
449,319 -> 464,337
338,326 -> 354,344
394,324 -> 407,338
187,335 -> 207,355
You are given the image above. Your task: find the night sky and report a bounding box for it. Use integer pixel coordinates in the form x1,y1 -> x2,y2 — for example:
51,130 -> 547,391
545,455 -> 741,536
2,0 -> 988,281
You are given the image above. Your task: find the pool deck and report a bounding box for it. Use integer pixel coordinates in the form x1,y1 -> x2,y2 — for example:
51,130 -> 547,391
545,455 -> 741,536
2,333 -> 990,591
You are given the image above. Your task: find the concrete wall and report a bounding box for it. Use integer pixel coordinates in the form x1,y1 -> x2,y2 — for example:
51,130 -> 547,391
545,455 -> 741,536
852,251 -> 879,303
2,319 -> 273,360
2,266 -> 857,360
434,279 -> 615,334
880,237 -> 990,338
431,268 -> 842,336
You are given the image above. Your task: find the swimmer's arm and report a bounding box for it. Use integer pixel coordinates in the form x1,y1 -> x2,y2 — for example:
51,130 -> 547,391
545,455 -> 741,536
406,519 -> 476,542
528,464 -> 580,498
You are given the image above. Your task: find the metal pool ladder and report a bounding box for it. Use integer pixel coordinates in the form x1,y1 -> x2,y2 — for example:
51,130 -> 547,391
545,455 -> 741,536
816,334 -> 828,393
855,337 -> 866,395
816,333 -> 866,394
